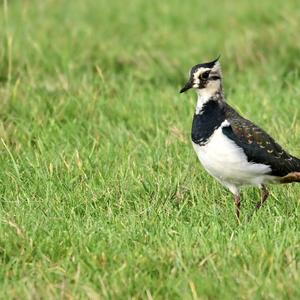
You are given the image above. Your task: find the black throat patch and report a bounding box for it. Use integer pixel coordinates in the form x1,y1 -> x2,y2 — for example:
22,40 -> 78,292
191,100 -> 226,146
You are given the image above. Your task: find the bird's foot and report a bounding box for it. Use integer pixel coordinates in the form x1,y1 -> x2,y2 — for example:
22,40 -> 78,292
255,184 -> 269,210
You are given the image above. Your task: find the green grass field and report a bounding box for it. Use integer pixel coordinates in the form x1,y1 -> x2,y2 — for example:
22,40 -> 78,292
0,0 -> 300,299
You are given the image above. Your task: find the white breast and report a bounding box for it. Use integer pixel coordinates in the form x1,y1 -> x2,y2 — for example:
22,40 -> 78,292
192,121 -> 275,190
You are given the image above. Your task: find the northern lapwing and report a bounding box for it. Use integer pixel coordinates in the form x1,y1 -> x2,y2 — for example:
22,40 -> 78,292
180,57 -> 300,219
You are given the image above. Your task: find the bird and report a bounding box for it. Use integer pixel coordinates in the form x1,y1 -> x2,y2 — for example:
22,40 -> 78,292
179,57 -> 300,220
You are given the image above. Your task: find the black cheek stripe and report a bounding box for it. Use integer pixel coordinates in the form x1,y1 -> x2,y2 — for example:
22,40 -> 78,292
209,76 -> 221,80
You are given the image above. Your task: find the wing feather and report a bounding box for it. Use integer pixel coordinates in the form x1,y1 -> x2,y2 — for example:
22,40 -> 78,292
222,104 -> 300,177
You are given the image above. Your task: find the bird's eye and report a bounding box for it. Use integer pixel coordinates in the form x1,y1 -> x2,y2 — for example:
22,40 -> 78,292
200,71 -> 210,80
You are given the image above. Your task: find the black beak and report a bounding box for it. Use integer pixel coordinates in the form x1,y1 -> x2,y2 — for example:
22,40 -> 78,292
180,80 -> 193,93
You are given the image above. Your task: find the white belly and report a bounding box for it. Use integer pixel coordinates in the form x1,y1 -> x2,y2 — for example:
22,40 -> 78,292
192,125 -> 275,190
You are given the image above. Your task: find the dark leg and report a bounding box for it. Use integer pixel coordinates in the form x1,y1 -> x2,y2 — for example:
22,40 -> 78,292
234,194 -> 241,221
255,184 -> 269,210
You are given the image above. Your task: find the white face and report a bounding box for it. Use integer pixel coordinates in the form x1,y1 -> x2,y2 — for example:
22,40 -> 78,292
192,67 -> 212,88
191,62 -> 222,97
180,60 -> 222,94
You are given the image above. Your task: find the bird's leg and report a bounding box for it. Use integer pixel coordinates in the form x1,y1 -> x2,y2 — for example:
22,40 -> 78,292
255,184 -> 269,210
234,194 -> 241,221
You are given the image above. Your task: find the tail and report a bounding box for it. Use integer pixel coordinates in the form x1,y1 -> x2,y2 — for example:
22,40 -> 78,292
279,155 -> 300,183
280,172 -> 300,183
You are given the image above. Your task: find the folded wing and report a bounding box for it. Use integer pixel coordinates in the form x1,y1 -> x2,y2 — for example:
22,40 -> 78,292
222,104 -> 300,177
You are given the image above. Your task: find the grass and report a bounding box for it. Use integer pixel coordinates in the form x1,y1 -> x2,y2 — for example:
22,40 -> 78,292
0,0 -> 299,299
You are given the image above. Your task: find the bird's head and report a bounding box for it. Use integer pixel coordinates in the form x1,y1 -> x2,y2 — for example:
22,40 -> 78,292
180,57 -> 222,96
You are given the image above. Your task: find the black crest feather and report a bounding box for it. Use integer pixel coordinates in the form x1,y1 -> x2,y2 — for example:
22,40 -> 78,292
191,56 -> 220,74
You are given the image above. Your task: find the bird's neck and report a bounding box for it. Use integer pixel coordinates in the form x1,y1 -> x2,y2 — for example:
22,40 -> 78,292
191,98 -> 226,146
195,87 -> 224,115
